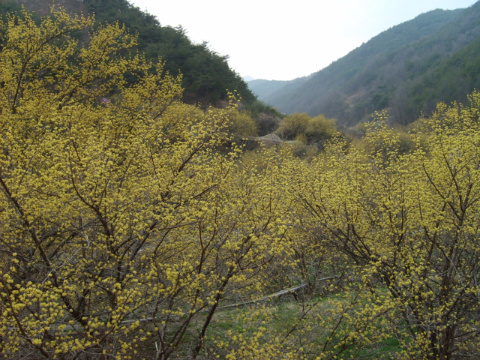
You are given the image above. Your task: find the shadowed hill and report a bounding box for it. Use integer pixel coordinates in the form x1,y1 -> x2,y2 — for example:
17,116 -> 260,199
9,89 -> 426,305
1,0 -> 256,106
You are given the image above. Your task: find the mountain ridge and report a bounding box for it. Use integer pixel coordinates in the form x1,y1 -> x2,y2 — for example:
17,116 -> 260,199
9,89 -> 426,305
249,4 -> 480,126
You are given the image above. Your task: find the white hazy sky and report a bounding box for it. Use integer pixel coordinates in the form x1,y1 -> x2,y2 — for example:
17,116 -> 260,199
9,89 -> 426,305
129,0 -> 477,81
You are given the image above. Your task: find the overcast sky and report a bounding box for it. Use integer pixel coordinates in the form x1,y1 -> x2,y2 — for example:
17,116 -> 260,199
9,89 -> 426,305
129,0 -> 477,81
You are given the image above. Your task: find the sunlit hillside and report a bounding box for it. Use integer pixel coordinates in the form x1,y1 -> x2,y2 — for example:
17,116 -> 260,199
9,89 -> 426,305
250,2 -> 480,127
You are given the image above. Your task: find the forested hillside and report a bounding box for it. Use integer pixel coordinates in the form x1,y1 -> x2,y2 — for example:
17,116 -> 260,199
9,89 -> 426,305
1,0 -> 255,106
250,2 -> 480,126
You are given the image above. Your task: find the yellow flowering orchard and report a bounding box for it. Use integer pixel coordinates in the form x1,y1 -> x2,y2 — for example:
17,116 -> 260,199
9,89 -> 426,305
3,5 -> 480,360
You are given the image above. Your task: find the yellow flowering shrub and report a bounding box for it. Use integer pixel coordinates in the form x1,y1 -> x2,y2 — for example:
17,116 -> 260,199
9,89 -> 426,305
0,7 -> 291,359
294,93 -> 480,359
